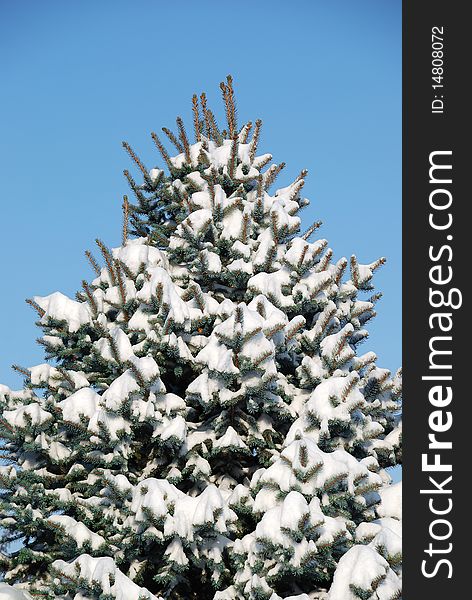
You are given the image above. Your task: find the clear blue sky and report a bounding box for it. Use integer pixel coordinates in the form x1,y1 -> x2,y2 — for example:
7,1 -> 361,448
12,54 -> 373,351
0,0 -> 401,389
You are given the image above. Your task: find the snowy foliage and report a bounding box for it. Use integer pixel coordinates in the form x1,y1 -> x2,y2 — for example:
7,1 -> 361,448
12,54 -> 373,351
0,77 -> 401,599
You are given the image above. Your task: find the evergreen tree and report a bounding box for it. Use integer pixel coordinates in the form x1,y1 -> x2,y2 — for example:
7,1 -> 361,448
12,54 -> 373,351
0,76 -> 402,600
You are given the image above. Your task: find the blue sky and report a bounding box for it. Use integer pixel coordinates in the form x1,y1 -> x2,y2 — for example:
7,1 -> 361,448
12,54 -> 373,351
0,0 -> 401,389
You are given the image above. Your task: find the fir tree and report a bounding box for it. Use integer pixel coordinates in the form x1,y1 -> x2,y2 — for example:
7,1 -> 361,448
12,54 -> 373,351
0,76 -> 402,600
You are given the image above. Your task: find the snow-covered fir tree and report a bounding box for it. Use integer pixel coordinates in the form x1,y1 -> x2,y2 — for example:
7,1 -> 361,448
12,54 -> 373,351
0,76 -> 402,600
